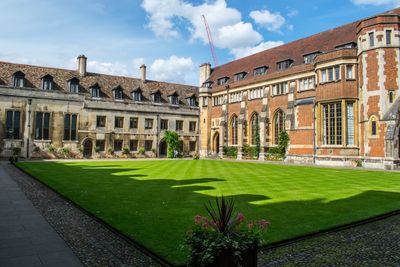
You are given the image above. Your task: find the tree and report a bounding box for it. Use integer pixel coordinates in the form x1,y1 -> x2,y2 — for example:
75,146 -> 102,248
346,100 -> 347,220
164,131 -> 180,158
255,123 -> 260,158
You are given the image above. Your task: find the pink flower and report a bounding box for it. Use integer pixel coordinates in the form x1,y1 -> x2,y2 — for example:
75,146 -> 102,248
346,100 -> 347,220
194,215 -> 202,225
258,219 -> 270,229
236,213 -> 245,223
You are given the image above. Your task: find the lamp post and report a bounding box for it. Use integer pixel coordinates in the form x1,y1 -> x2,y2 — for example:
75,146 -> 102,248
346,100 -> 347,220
26,99 -> 32,158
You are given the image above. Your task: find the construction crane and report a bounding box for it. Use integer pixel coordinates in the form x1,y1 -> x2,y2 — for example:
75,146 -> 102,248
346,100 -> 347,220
201,15 -> 218,67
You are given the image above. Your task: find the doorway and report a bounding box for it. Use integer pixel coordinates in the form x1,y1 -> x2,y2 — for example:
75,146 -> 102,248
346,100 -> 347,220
83,139 -> 93,158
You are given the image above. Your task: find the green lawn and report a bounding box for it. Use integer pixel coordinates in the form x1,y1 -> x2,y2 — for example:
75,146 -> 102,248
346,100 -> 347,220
17,160 -> 400,265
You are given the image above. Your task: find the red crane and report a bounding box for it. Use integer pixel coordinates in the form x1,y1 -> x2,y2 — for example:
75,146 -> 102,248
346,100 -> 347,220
201,15 -> 218,67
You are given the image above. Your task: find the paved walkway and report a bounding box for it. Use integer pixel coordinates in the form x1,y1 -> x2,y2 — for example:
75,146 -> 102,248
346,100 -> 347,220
0,162 -> 82,267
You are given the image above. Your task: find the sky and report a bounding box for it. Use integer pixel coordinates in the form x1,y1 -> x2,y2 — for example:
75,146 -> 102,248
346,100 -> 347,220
0,0 -> 399,86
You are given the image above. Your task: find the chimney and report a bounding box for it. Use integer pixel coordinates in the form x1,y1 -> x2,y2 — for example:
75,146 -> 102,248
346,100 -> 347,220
77,55 -> 87,76
199,63 -> 211,87
140,64 -> 146,82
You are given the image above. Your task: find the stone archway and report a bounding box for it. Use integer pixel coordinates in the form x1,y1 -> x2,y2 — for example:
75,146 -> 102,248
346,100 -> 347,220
83,139 -> 93,158
159,140 -> 167,157
212,132 -> 220,154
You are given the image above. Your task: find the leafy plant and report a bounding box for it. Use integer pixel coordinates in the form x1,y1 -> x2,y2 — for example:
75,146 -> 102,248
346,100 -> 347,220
12,147 -> 21,156
107,147 -> 114,155
122,146 -> 130,155
269,131 -> 289,158
78,145 -> 84,154
193,152 -> 200,160
61,146 -> 70,156
223,146 -> 238,158
33,146 -> 40,153
138,147 -> 145,155
164,131 -> 180,158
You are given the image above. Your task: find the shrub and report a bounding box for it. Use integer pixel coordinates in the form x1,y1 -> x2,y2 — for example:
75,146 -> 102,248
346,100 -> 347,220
242,144 -> 258,158
268,131 -> 289,159
107,147 -> 114,155
33,146 -> 40,153
78,145 -> 84,154
164,131 -> 180,158
138,148 -> 145,155
12,147 -> 21,156
47,144 -> 56,154
122,146 -> 130,155
192,152 -> 200,160
223,146 -> 238,158
354,159 -> 363,167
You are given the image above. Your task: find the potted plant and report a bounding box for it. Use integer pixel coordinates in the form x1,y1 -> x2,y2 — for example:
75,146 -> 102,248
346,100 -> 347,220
186,196 -> 269,267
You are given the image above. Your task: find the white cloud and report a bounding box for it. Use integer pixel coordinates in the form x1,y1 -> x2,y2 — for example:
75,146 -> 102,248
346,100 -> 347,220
230,41 -> 284,59
141,0 -> 275,56
87,61 -> 131,76
287,9 -> 299,17
351,0 -> 400,6
250,9 -> 286,32
149,55 -> 195,84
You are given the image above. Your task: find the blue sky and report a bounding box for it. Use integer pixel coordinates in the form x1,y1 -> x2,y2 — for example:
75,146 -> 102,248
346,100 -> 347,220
0,0 -> 399,85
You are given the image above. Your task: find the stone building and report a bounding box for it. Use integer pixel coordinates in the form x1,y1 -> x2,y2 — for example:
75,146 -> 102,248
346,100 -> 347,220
0,56 -> 199,158
199,8 -> 400,169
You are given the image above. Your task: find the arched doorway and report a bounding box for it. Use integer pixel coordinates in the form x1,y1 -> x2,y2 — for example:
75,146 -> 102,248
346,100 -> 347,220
83,139 -> 93,158
159,140 -> 167,157
213,132 -> 220,154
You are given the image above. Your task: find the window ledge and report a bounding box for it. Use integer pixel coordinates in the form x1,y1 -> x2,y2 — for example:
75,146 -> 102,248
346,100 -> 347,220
33,140 -> 52,142
63,141 -> 79,143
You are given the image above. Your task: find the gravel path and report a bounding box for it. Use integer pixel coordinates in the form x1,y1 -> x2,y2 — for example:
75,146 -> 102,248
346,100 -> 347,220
6,161 -> 400,266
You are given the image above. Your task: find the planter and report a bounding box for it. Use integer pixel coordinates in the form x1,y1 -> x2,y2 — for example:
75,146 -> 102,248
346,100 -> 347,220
208,247 -> 257,267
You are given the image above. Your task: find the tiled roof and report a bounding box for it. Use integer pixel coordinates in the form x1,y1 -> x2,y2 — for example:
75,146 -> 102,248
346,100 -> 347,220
0,61 -> 198,106
208,8 -> 400,92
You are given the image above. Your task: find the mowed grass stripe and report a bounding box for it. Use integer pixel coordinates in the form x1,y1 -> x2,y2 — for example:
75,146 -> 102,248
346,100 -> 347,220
17,160 -> 400,265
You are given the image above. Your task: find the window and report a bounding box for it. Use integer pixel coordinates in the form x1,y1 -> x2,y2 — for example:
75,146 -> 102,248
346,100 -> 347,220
299,77 -> 315,91
160,119 -> 168,130
274,110 -> 285,144
114,140 -> 123,151
133,90 -> 142,101
229,92 -> 242,103
95,140 -> 105,152
346,65 -> 354,79
321,66 -> 340,83
217,77 -> 229,85
68,78 -> 79,93
234,72 -> 246,81
213,95 -> 224,106
153,92 -> 162,103
303,52 -> 320,64
169,94 -> 179,105
389,91 -> 394,104
64,114 -> 77,141
369,32 -> 374,47
371,120 -> 377,136
35,112 -> 50,140
145,118 -> 153,129
129,140 -> 138,151
189,121 -> 196,132
115,117 -> 124,128
230,115 -> 238,145
91,86 -> 100,98
249,88 -> 263,100
277,59 -> 293,70
386,30 -> 392,45
129,117 -> 138,129
335,42 -> 357,50
176,120 -> 183,131
5,110 -> 21,139
272,82 -> 288,96
113,88 -> 123,100
144,140 -> 153,151
42,75 -> 53,90
12,72 -> 25,87
189,141 -> 196,152
346,103 -> 354,146
254,66 -> 268,76
188,96 -> 197,107
250,113 -> 259,145
322,102 -> 342,145
96,116 -> 106,127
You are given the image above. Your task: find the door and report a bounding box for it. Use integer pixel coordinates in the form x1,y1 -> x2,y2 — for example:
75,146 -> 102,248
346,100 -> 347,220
159,140 -> 167,157
83,139 -> 93,158
213,132 -> 220,154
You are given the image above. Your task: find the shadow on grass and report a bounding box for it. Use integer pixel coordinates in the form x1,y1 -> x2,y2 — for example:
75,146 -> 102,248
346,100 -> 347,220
18,162 -> 400,266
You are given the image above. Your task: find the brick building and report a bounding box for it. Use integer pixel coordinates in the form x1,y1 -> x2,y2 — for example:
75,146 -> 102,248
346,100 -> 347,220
199,8 -> 400,169
0,56 -> 199,159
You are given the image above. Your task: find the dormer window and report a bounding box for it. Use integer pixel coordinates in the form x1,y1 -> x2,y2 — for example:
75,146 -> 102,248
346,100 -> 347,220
41,75 -> 53,90
90,84 -> 101,98
169,93 -> 179,105
132,89 -> 142,102
68,78 -> 79,93
254,66 -> 268,76
187,95 -> 197,107
217,77 -> 229,85
203,80 -> 213,88
335,42 -> 357,50
113,86 -> 124,100
277,59 -> 293,70
234,72 -> 247,82
12,71 -> 25,87
303,52 -> 321,64
152,91 -> 162,103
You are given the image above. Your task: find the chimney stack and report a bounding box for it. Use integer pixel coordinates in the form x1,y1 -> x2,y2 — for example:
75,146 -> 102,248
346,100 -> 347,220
77,55 -> 87,76
199,62 -> 211,87
140,64 -> 146,82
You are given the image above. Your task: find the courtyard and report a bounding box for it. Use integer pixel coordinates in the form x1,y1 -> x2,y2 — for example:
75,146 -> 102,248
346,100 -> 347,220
15,160 -> 400,265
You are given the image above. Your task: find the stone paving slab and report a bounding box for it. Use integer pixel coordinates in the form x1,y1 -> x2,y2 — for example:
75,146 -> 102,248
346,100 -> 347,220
0,162 -> 83,267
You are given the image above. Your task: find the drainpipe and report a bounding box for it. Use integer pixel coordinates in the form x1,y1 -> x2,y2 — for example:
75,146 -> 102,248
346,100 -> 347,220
313,100 -> 317,164
156,114 -> 160,157
225,85 -> 230,148
26,98 -> 32,158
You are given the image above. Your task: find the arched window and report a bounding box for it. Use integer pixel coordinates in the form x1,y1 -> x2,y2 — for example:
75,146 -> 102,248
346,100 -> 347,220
250,113 -> 259,145
389,91 -> 394,104
230,115 -> 238,145
12,71 -> 25,87
369,116 -> 378,137
274,110 -> 285,144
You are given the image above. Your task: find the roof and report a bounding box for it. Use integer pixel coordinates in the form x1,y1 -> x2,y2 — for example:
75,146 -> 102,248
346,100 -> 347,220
208,7 -> 400,92
0,61 -> 198,106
